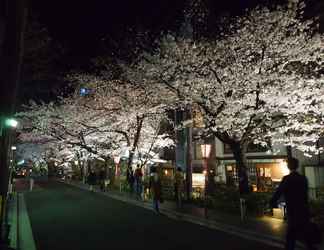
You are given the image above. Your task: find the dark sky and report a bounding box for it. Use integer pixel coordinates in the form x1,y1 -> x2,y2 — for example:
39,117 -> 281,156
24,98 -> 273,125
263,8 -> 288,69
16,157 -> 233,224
20,0 -> 321,104
31,0 -> 284,56
31,0 -> 185,55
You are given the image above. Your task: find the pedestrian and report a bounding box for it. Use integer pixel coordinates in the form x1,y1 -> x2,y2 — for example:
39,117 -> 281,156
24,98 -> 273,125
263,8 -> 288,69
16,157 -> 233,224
9,169 -> 17,195
270,158 -> 318,250
134,165 -> 143,200
127,169 -> 135,195
29,169 -> 36,191
174,167 -> 184,209
149,167 -> 162,214
98,167 -> 107,191
87,170 -> 97,192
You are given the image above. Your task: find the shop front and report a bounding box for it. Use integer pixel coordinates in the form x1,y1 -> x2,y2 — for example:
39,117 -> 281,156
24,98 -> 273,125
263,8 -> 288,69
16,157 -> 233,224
220,158 -> 289,192
145,162 -> 175,200
219,158 -> 289,219
192,169 -> 205,198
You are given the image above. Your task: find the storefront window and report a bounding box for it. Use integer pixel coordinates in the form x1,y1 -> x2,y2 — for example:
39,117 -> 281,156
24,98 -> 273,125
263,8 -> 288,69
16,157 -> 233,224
223,159 -> 288,192
223,143 -> 269,154
192,173 -> 205,188
225,164 -> 238,186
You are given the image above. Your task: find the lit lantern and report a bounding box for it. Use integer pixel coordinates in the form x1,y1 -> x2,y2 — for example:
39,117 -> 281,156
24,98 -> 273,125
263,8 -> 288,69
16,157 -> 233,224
200,144 -> 212,159
114,156 -> 121,176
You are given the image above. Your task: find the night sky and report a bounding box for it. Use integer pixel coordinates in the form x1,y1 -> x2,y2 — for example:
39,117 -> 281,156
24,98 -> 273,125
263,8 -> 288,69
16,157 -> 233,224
19,0 -> 322,104
31,0 -> 282,55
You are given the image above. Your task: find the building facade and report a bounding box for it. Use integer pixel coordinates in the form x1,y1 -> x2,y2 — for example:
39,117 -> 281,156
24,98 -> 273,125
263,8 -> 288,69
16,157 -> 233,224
174,110 -> 324,200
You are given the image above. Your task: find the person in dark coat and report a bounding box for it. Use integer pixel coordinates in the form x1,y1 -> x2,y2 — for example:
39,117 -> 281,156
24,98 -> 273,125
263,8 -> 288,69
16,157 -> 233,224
174,167 -> 184,209
134,165 -> 143,200
87,170 -> 97,192
270,158 -> 317,250
127,169 -> 135,195
98,168 -> 107,191
149,167 -> 162,213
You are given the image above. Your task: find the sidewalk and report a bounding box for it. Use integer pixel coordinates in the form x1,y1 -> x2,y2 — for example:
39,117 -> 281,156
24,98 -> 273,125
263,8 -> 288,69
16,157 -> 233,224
62,179 -> 323,250
1,192 -> 36,250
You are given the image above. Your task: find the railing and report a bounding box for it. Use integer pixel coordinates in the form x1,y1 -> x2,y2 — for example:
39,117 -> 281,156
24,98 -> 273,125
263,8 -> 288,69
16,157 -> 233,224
309,187 -> 324,201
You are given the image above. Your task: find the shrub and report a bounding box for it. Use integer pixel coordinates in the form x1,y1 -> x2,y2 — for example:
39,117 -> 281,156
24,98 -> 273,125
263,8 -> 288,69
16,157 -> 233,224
309,200 -> 324,231
208,184 -> 241,213
192,184 -> 272,216
244,192 -> 272,216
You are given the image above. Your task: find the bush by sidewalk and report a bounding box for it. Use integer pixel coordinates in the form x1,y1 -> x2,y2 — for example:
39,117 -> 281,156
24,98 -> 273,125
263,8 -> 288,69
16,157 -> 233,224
190,184 -> 272,217
190,184 -> 240,213
245,192 -> 272,216
309,200 -> 324,231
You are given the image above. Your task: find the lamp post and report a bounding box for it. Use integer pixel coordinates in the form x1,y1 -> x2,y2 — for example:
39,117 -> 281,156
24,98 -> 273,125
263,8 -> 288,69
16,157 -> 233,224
200,144 -> 211,218
0,117 -> 18,226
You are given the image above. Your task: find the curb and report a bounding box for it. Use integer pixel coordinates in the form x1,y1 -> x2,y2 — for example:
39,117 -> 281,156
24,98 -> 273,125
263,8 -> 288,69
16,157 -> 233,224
62,181 -> 291,249
17,193 -> 37,250
6,194 -> 18,250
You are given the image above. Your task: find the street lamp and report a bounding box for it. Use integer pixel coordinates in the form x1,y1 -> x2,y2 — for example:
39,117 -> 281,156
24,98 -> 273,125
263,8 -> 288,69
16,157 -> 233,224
201,144 -> 212,218
80,87 -> 91,97
11,146 -> 17,151
0,117 -> 18,136
5,118 -> 18,128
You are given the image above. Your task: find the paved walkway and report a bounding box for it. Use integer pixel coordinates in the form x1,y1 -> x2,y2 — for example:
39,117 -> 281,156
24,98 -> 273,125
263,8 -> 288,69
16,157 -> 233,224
62,180 -> 305,249
22,181 -> 285,250
11,179 -> 323,250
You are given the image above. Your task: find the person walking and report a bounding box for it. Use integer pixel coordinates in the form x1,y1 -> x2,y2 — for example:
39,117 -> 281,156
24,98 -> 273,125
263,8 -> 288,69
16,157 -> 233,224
149,167 -> 162,214
134,165 -> 143,200
127,169 -> 135,195
87,170 -> 97,192
98,167 -> 107,191
174,167 -> 184,209
270,158 -> 318,250
29,169 -> 36,191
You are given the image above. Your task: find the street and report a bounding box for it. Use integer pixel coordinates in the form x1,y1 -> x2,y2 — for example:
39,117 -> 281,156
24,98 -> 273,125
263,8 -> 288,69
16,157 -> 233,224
23,181 -> 281,250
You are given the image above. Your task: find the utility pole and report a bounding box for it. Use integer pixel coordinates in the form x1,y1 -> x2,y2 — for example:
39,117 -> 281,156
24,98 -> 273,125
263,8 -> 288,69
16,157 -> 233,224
0,0 -> 27,243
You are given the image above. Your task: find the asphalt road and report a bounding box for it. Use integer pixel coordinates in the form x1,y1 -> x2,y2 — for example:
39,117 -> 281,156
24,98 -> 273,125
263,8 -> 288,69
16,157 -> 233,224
24,181 -> 281,250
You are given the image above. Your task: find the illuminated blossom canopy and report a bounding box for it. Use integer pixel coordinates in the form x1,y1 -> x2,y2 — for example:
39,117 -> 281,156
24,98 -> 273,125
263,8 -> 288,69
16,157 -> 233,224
18,77 -> 174,167
128,2 -> 323,192
132,3 -> 323,155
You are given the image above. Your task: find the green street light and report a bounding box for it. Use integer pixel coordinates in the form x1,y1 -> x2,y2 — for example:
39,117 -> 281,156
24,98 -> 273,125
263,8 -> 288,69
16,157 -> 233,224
0,117 -> 18,136
5,118 -> 18,128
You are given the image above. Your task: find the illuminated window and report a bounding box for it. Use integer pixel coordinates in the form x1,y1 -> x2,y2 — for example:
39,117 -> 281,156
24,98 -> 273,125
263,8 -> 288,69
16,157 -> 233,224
224,143 -> 269,154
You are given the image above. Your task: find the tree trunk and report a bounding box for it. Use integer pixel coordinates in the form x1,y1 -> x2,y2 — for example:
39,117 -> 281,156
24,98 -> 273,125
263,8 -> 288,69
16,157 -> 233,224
230,142 -> 250,195
127,116 -> 144,174
186,126 -> 192,200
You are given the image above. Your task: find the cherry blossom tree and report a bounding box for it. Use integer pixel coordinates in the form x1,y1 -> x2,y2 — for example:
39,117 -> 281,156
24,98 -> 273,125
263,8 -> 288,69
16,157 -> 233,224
67,74 -> 175,172
129,2 -> 324,193
18,73 -> 175,183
